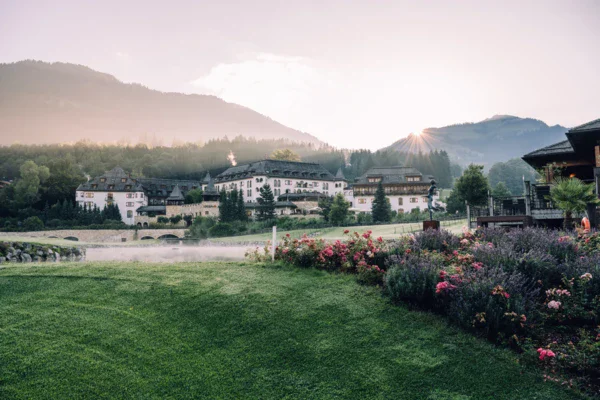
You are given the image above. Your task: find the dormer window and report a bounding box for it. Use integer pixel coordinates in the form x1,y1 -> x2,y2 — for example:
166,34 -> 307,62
100,178 -> 106,183
125,185 -> 132,190
91,184 -> 98,189
121,178 -> 127,183
108,185 -> 115,190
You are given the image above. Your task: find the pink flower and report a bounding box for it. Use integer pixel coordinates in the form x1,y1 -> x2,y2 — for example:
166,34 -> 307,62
439,270 -> 447,280
537,348 -> 556,361
436,281 -> 457,294
344,229 -> 350,234
377,236 -> 383,243
471,262 -> 483,271
452,250 -> 459,256
487,242 -> 494,248
503,292 -> 510,299
547,300 -> 561,310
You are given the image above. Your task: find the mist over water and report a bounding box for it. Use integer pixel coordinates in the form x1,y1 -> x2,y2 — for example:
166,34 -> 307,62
86,245 -> 249,263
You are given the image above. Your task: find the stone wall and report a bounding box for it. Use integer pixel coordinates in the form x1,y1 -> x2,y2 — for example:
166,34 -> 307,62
0,241 -> 86,263
0,229 -> 187,243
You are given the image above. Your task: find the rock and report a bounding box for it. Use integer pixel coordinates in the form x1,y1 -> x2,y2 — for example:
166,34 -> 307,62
32,256 -> 40,262
37,250 -> 43,256
21,253 -> 32,262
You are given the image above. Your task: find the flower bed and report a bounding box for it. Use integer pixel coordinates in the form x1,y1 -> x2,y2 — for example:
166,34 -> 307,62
246,227 -> 600,395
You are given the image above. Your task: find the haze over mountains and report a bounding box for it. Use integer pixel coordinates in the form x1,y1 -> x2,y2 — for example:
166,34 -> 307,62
385,115 -> 568,166
0,60 -> 569,167
0,61 -> 323,146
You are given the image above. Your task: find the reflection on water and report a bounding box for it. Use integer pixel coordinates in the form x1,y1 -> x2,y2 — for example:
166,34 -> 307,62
86,246 -> 249,263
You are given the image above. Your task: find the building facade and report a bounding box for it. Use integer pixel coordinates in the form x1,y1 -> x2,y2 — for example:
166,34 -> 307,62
75,167 -> 148,225
214,159 -> 346,202
346,166 -> 442,214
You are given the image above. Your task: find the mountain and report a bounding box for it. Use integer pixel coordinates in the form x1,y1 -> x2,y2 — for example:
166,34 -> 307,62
384,115 -> 568,167
0,60 -> 324,146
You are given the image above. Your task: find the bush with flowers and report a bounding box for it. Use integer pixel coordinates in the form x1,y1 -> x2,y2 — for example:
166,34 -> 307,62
246,226 -> 600,394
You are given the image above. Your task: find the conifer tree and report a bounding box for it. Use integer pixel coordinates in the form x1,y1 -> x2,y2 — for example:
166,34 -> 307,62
219,188 -> 231,222
371,181 -> 392,223
329,193 -> 350,225
257,184 -> 276,221
237,189 -> 247,222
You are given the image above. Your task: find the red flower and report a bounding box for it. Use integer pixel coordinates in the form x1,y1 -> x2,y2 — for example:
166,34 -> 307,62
344,229 -> 350,234
405,249 -> 412,255
377,236 -> 383,242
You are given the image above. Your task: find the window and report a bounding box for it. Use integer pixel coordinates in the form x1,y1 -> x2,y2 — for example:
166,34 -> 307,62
85,201 -> 94,208
358,198 -> 367,204
91,184 -> 98,189
100,178 -> 106,183
247,189 -> 251,197
240,181 -> 244,187
126,202 -> 134,207
285,180 -> 292,185
205,211 -> 209,215
140,193 -> 144,198
410,198 -> 418,203
398,208 -> 405,214
121,178 -> 127,183
423,198 -> 428,203
407,176 -> 421,182
85,192 -> 94,198
127,210 -> 133,218
126,193 -> 134,198
368,177 -> 382,183
398,197 -> 403,205
108,185 -> 115,190
248,180 -> 252,188
79,192 -> 84,198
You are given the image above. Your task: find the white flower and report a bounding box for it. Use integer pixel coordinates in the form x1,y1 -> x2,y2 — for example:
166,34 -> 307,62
580,273 -> 593,282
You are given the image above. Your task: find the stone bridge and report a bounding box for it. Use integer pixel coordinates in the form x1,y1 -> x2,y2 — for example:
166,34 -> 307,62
0,229 -> 187,243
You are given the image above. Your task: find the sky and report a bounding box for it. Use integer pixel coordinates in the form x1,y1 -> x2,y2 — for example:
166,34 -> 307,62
1,0 -> 599,150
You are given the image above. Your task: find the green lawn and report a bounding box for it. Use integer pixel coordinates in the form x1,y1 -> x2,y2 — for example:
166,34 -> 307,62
0,262 -> 585,399
212,219 -> 466,243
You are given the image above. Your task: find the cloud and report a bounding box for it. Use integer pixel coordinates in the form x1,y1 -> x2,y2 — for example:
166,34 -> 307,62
190,53 -> 322,122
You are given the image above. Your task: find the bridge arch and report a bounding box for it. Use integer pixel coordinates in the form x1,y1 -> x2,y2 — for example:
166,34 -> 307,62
140,236 -> 155,240
157,234 -> 180,240
63,236 -> 79,241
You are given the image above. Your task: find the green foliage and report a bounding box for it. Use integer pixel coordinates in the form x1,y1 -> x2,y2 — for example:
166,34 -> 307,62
317,196 -> 333,222
549,177 -> 600,226
270,148 -> 301,161
488,158 -> 538,195
218,189 -> 247,223
184,188 -> 203,204
447,164 -> 490,213
257,184 -> 276,221
169,215 -> 183,225
23,216 -> 44,231
328,193 -> 350,225
186,216 -> 217,239
236,189 -> 247,222
13,160 -> 50,207
208,222 -> 236,237
371,181 -> 392,223
491,182 -> 512,198
157,216 -> 169,224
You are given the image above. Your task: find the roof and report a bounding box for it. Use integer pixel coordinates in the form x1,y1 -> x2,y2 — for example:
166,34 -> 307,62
77,166 -> 144,192
137,177 -> 203,198
245,201 -> 297,209
335,167 -> 346,181
277,191 -> 328,201
166,185 -> 184,201
354,166 -> 430,185
215,159 -> 337,182
522,139 -> 575,159
136,205 -> 166,213
568,118 -> 600,133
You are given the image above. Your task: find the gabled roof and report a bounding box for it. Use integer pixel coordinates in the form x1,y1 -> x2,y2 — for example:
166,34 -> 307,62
215,159 -> 337,182
522,139 -> 575,159
137,177 -> 203,198
568,118 -> 600,133
354,166 -> 429,185
77,166 -> 144,192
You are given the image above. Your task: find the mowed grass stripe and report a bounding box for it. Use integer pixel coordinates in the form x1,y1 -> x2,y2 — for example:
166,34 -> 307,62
0,262 -> 587,399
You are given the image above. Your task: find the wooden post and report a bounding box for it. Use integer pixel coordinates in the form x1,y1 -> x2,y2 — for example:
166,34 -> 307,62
465,201 -> 470,231
272,225 -> 276,262
488,191 -> 493,216
524,180 -> 531,216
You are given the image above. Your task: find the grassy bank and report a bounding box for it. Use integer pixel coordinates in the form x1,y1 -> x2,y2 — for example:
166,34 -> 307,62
0,261 -> 585,399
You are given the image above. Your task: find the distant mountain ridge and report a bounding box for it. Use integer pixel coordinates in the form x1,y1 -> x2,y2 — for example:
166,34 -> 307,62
0,60 -> 324,146
384,115 -> 568,166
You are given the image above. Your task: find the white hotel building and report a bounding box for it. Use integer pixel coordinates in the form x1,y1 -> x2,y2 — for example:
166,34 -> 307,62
346,166 -> 443,214
75,167 -> 147,225
213,159 -> 347,201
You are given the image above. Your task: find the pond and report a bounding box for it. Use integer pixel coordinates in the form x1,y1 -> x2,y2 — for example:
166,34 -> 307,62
86,245 -> 251,263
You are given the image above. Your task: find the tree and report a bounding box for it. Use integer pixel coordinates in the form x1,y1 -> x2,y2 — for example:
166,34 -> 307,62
169,215 -> 183,225
271,149 -> 301,162
23,216 -> 44,231
371,181 -> 392,223
488,158 -> 538,196
14,160 -> 49,207
450,164 -> 490,212
549,177 -> 600,228
184,188 -> 203,204
492,182 -> 512,198
257,184 -> 276,221
329,193 -> 350,225
318,196 -> 333,222
236,189 -> 248,222
218,188 -> 231,222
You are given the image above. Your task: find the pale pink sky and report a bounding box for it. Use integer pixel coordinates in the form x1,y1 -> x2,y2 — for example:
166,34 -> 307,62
1,0 -> 599,149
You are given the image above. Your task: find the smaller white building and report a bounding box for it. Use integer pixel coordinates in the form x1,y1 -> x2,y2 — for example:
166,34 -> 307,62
75,167 -> 147,225
345,166 -> 443,214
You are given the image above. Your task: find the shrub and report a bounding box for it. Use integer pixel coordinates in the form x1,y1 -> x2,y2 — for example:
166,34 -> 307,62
157,217 -> 169,224
23,216 -> 44,231
385,255 -> 444,308
208,222 -> 236,237
412,229 -> 460,252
